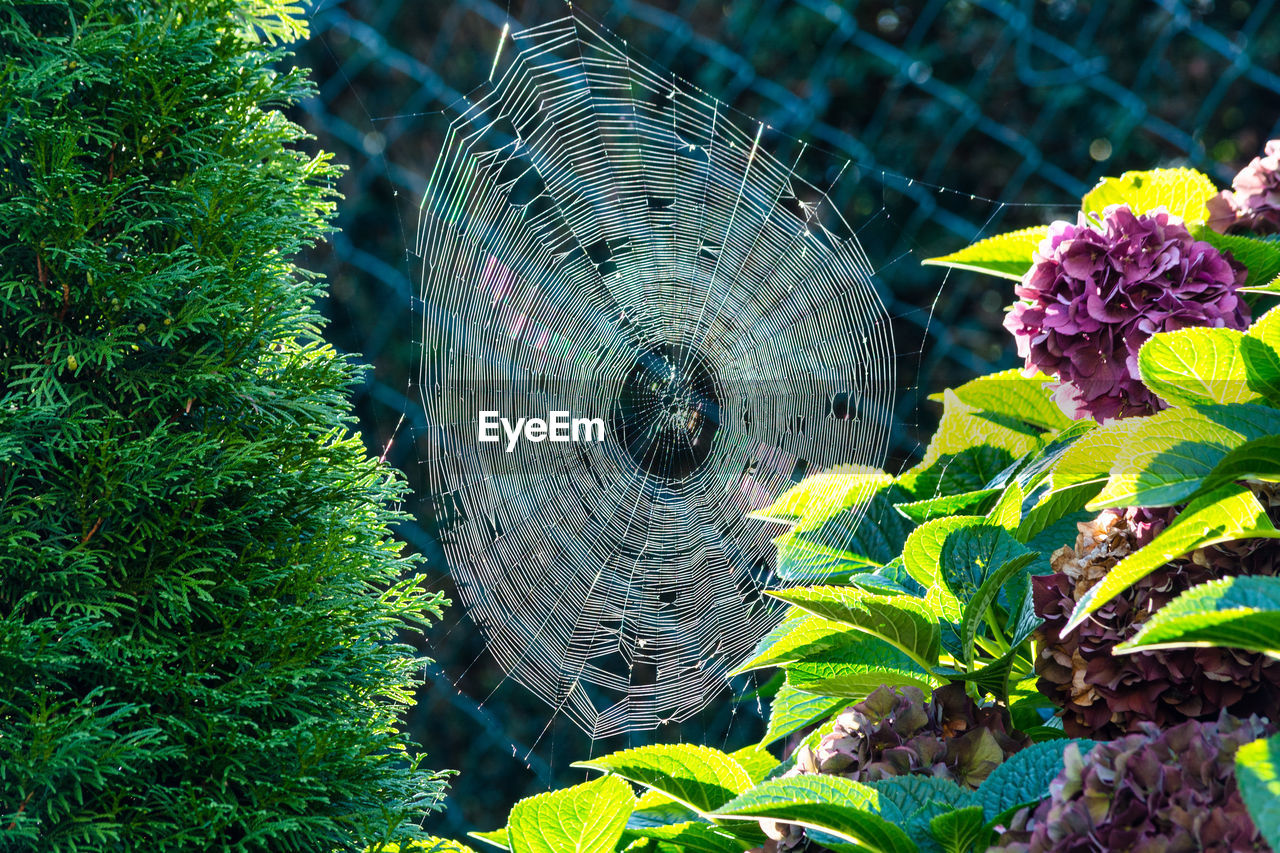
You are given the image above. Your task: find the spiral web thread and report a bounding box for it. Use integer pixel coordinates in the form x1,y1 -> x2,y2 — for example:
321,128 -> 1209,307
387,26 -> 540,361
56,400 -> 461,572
417,13 -> 896,739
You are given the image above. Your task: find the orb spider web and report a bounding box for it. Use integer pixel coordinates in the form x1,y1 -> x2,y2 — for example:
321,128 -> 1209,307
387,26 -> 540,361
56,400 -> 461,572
417,12 -> 895,739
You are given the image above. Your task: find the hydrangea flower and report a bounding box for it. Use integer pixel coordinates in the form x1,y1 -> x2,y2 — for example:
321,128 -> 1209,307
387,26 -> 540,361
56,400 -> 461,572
1004,204 -> 1249,422
1208,139 -> 1280,235
992,713 -> 1273,853
1034,504 -> 1280,739
761,684 -> 1028,850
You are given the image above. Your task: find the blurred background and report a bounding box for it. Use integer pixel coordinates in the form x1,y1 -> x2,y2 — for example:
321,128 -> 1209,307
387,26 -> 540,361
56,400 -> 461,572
288,0 -> 1280,836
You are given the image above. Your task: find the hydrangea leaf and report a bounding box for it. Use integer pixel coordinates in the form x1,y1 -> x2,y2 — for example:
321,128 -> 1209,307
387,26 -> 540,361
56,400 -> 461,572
985,482 -> 1024,532
1195,228 -> 1280,289
506,775 -> 634,853
771,476 -> 915,582
1080,167 -> 1218,223
920,226 -> 1051,281
573,745 -> 751,814
1016,483 -> 1094,544
766,586 -> 941,667
1193,435 -> 1280,497
785,635 -> 939,698
1114,575 -> 1280,657
1086,402 -> 1280,510
1065,484 -> 1280,634
936,369 -> 1075,433
1236,732 -> 1280,852
627,789 -> 701,829
621,821 -> 755,852
869,776 -> 973,852
762,686 -> 848,745
467,829 -> 511,851
929,805 -> 989,853
1087,405 -> 1246,509
749,465 -> 894,524
1137,327 -> 1263,407
400,838 -> 480,853
854,557 -> 929,599
729,746 -> 781,784
729,612 -> 858,675
959,552 -> 1039,669
996,420 -> 1097,494
938,524 -> 1032,608
898,390 -> 1045,499
902,516 -> 985,612
975,738 -> 1095,823
896,489 -> 1002,523
1051,418 -> 1137,491
898,444 -> 1023,502
1242,305 -> 1280,401
711,776 -> 918,853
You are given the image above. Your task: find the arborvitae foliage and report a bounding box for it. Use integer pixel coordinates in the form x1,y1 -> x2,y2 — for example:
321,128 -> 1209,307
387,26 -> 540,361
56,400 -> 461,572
0,2 -> 448,849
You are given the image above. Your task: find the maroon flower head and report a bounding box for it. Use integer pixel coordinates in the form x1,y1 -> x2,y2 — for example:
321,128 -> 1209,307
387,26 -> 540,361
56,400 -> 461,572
1208,139 -> 1280,235
992,714 -> 1274,853
1004,204 -> 1249,422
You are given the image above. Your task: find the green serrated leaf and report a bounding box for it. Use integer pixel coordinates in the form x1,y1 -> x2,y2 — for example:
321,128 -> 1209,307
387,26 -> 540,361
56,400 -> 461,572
621,821 -> 753,853
1081,168 -> 1218,222
507,775 -> 633,853
762,685 -> 849,746
1114,575 -> 1280,657
959,552 -> 1039,669
921,226 -> 1051,281
1065,484 -> 1280,634
1242,305 -> 1280,401
771,475 -> 915,583
902,516 -> 985,615
896,489 -> 1002,524
929,806 -> 988,853
1193,435 -> 1280,498
1237,732 -> 1280,851
1017,483 -> 1095,544
728,746 -> 780,784
750,465 -> 894,525
899,390 -> 1045,499
870,775 -> 973,852
1196,228 -> 1280,289
1087,405 -> 1245,509
985,482 -> 1024,532
729,612 -> 857,675
467,829 -> 511,851
785,635 -> 938,698
627,789 -> 700,828
402,838 -> 482,853
975,739 -> 1095,824
573,746 -> 750,814
939,369 -> 1075,433
854,557 -> 928,599
1050,418 -> 1134,492
711,776 -> 918,853
1137,327 -> 1262,407
766,586 -> 941,668
939,525 -> 1032,607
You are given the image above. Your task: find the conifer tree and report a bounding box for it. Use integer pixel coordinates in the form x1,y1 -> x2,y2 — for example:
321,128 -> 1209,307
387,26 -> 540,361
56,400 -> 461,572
0,2 -> 447,849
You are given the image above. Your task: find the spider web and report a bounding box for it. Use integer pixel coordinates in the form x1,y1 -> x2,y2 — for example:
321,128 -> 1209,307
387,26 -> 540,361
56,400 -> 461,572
417,14 -> 896,738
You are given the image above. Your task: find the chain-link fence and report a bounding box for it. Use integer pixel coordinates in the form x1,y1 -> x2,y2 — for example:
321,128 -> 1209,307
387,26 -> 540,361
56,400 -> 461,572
290,0 -> 1280,834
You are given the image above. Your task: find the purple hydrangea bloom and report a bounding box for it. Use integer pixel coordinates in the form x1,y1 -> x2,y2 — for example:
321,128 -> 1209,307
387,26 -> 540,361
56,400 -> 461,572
992,714 -> 1273,853
1004,204 -> 1249,422
1208,139 -> 1280,235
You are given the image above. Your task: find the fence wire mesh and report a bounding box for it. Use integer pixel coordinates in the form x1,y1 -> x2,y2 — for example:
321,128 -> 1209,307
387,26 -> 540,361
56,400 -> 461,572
291,0 -> 1280,834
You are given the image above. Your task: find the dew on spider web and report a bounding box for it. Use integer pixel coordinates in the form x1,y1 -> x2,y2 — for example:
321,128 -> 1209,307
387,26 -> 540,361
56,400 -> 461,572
417,12 -> 896,740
